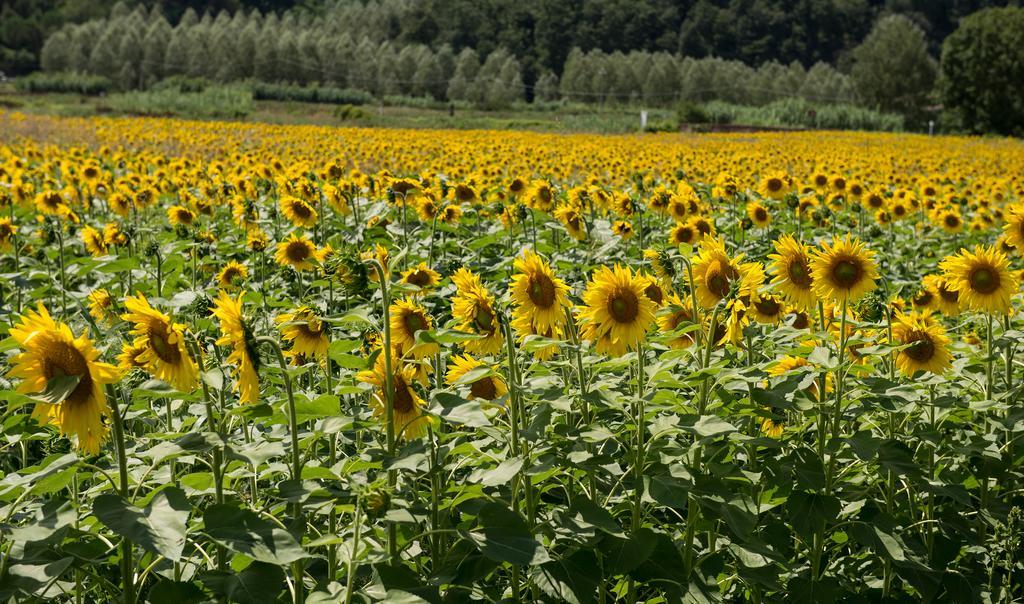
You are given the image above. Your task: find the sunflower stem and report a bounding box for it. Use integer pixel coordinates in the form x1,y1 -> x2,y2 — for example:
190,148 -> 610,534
368,258 -> 398,562
106,385 -> 134,604
255,336 -> 304,604
54,219 -> 67,315
189,336 -> 227,571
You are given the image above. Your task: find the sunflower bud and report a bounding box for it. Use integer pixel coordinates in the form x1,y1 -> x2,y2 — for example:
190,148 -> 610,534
184,291 -> 214,319
362,487 -> 390,519
852,290 -> 886,323
332,248 -> 370,297
142,240 -> 159,257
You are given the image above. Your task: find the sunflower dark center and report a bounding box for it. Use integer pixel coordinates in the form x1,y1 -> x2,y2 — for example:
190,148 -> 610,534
792,313 -> 810,330
755,297 -> 782,316
474,305 -> 494,332
754,208 -> 768,221
788,259 -> 813,288
706,260 -> 738,298
831,259 -> 862,288
904,334 -> 936,362
693,219 -> 712,235
291,202 -> 312,219
406,270 -> 431,286
945,215 -> 960,227
674,227 -> 694,243
42,340 -> 93,407
148,321 -> 181,363
969,266 -> 1000,294
914,291 -> 934,306
644,283 -> 664,305
528,274 -> 557,308
767,178 -> 782,192
608,289 -> 640,323
470,377 -> 498,400
286,241 -> 310,262
404,312 -> 427,334
393,377 -> 415,413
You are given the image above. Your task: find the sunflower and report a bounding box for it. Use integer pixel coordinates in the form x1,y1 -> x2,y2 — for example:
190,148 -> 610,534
657,294 -> 697,349
247,229 -> 269,252
691,238 -> 762,309
440,204 -> 462,224
400,262 -> 441,294
555,204 -> 586,240
0,217 -> 16,251
80,226 -> 107,256
446,354 -> 508,402
923,274 -> 959,315
525,180 -> 555,212
578,264 -> 656,357
940,245 -> 1019,315
212,290 -> 260,405
117,341 -> 148,371
275,233 -> 319,271
910,283 -> 936,312
669,222 -> 698,246
7,304 -> 121,454
719,299 -> 749,346
892,311 -> 952,377
35,191 -> 66,216
760,414 -> 785,438
390,298 -> 438,359
280,196 -> 318,228
746,201 -> 771,228
1004,205 -> 1024,250
87,289 -> 117,326
937,208 -> 963,234
276,306 -> 330,360
759,171 -> 790,200
357,353 -> 430,439
687,215 -> 715,239
767,355 -> 828,400
612,220 -> 633,239
166,205 -> 195,226
451,268 -> 503,355
510,250 -> 570,336
748,292 -> 785,324
103,222 -> 127,247
361,243 -> 390,282
108,192 -> 132,217
643,248 -> 676,285
767,235 -> 816,310
810,235 -> 879,305
416,196 -> 440,222
122,294 -> 199,392
217,260 -> 248,289
638,275 -> 667,307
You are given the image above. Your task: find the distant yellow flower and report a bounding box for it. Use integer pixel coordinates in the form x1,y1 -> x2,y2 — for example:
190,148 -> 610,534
892,311 -> 951,377
275,233 -> 319,271
357,352 -> 430,439
768,235 -> 816,310
276,306 -> 329,360
390,298 -> 438,359
218,260 -> 248,289
0,218 -> 16,251
166,205 -> 195,226
87,289 -> 117,326
400,262 -> 441,294
280,196 -> 318,228
746,201 -> 771,228
451,268 -> 503,355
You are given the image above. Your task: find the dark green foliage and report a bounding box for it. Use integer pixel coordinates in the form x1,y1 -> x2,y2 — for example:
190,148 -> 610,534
251,82 -> 374,105
940,6 -> 1024,136
14,71 -> 112,95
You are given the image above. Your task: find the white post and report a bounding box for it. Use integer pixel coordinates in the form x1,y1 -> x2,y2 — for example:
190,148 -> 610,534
640,109 -> 648,131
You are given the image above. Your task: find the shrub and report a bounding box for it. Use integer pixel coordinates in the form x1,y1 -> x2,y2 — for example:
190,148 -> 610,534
251,82 -> 374,106
15,71 -> 112,95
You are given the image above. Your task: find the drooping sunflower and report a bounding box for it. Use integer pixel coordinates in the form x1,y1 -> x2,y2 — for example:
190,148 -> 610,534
767,355 -> 828,400
117,341 -> 148,371
217,260 -> 248,289
643,248 -> 677,285
691,238 -> 762,309
275,233 -> 320,271
748,292 -> 786,324
940,245 -> 1018,315
361,243 -> 390,282
445,355 -> 508,402
451,268 -> 503,355
357,353 -> 430,439
892,311 -> 952,377
280,195 -> 318,228
212,290 -> 260,405
247,229 -> 269,252
276,306 -> 330,360
554,204 -> 586,240
612,220 -> 633,239
638,275 -> 667,307
0,217 -> 16,251
166,205 -> 195,226
510,250 -> 570,337
81,226 -> 107,257
400,262 -> 441,294
923,274 -> 960,315
122,294 -> 199,392
7,304 -> 121,454
657,293 -> 697,349
390,298 -> 439,359
809,235 -> 879,305
87,289 -> 118,326
578,264 -> 657,357
719,299 -> 749,346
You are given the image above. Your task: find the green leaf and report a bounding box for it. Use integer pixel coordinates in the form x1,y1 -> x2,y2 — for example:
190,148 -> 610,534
93,487 -> 191,562
787,491 -> 840,541
203,504 -> 306,565
459,502 -> 550,566
201,562 -> 286,604
470,456 -> 523,487
8,500 -> 75,544
293,394 -> 340,423
433,392 -> 491,427
689,415 -> 738,439
567,496 -> 624,537
30,374 -> 81,405
147,580 -> 205,604
600,528 -> 657,575
533,550 -> 600,604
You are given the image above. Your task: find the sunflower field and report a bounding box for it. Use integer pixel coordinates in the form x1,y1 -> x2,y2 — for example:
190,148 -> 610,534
1,110 -> 1024,603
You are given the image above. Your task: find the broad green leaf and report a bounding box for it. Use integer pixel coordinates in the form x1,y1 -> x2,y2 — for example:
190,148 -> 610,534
201,562 -> 286,604
203,504 -> 306,565
93,487 -> 191,562
459,502 -> 550,566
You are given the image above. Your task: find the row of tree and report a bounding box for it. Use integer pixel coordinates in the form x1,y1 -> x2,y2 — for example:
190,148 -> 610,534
38,4 -> 875,109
